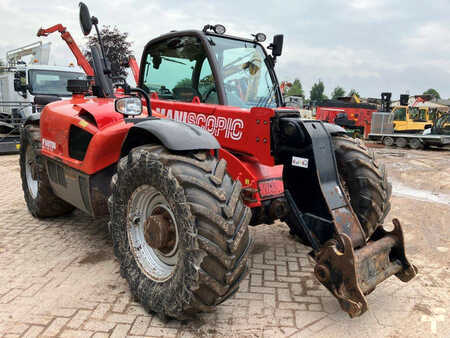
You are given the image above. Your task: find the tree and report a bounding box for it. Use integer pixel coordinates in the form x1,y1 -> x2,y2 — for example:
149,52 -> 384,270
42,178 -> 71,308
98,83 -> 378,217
347,89 -> 360,98
423,88 -> 440,99
286,78 -> 304,97
84,25 -> 133,77
331,86 -> 345,100
310,80 -> 327,102
175,78 -> 192,88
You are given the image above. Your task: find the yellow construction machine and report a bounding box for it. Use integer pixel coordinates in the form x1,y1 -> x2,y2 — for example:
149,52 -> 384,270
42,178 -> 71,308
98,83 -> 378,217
392,94 -> 447,133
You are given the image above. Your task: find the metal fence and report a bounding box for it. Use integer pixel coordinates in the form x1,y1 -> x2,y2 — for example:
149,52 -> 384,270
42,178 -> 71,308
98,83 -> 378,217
370,112 -> 394,134
0,101 -> 40,134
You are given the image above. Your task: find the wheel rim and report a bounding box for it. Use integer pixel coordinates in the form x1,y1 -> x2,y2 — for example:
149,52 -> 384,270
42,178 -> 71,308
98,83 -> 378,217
383,137 -> 394,146
25,145 -> 38,199
127,185 -> 180,282
409,138 -> 421,149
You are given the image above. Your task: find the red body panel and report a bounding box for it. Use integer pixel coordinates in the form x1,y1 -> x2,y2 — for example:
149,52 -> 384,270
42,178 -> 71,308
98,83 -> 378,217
40,95 -> 283,207
41,96 -> 135,174
151,98 -> 275,166
316,105 -> 376,138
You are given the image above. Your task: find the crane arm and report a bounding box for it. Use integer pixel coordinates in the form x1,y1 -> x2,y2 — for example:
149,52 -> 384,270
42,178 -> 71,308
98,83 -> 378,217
37,24 -> 94,77
128,55 -> 140,84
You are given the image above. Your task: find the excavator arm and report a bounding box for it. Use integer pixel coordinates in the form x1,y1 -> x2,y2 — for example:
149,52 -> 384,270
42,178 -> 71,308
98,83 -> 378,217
128,55 -> 140,84
37,24 -> 94,77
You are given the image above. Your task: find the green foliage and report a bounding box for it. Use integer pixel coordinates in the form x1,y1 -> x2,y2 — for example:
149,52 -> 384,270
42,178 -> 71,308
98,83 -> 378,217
84,25 -> 133,77
331,86 -> 345,100
423,88 -> 440,99
286,78 -> 304,97
347,89 -> 360,98
310,80 -> 327,102
175,77 -> 192,88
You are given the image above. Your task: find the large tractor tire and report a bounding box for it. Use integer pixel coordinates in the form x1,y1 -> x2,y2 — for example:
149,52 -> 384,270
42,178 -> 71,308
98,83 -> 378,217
109,145 -> 252,319
20,124 -> 75,218
287,135 -> 391,244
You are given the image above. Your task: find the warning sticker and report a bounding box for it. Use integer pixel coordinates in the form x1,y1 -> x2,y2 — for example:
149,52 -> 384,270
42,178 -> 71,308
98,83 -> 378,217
292,156 -> 309,168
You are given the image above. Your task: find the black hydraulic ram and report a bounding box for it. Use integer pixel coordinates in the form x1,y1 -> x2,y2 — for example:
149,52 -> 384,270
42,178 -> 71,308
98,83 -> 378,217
271,110 -> 417,317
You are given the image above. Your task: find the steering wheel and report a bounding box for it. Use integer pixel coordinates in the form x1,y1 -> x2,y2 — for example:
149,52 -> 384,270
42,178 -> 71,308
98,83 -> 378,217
203,83 -> 239,103
203,86 -> 217,102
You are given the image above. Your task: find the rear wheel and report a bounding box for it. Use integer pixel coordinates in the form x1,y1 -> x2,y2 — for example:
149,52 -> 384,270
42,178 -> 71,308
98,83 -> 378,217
109,145 -> 252,319
409,138 -> 424,150
19,124 -> 74,218
287,135 -> 391,244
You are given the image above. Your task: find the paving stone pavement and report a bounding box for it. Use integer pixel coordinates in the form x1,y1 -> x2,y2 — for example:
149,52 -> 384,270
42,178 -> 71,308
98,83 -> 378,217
0,152 -> 448,337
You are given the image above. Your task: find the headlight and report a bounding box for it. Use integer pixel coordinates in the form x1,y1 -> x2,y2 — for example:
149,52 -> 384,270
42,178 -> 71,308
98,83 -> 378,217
115,97 -> 142,116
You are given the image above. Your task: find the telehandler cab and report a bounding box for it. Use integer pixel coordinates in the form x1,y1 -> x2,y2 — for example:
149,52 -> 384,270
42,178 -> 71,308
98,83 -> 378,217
20,2 -> 417,319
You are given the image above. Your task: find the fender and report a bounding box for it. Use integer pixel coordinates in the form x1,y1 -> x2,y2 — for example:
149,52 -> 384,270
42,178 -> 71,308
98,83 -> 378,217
121,118 -> 220,157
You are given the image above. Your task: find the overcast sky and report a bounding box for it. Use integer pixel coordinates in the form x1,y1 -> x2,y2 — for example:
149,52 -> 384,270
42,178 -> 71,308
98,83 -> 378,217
1,0 -> 449,99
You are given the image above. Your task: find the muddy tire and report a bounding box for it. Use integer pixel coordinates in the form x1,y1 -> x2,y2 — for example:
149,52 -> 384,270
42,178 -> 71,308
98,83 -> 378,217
109,145 -> 252,319
333,136 -> 392,238
287,135 -> 391,243
19,124 -> 75,218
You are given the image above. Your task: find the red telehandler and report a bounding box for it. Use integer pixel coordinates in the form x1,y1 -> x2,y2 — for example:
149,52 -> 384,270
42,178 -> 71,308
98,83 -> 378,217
20,3 -> 417,320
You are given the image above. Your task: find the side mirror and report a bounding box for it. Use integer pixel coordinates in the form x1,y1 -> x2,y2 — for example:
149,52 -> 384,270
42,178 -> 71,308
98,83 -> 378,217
271,34 -> 284,57
79,2 -> 92,36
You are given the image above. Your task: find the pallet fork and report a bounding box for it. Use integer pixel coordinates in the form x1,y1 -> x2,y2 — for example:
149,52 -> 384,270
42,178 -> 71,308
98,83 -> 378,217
274,112 -> 417,317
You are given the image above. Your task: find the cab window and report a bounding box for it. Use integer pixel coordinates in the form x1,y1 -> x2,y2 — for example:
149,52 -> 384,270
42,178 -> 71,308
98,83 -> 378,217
142,36 -> 216,103
418,108 -> 427,121
393,107 -> 406,121
409,107 -> 419,120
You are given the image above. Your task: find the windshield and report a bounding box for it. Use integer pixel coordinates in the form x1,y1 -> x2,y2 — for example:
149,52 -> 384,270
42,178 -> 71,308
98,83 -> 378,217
28,70 -> 85,97
208,36 -> 278,109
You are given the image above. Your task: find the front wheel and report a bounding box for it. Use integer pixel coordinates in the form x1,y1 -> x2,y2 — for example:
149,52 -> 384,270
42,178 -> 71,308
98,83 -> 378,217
286,135 -> 392,244
109,145 -> 252,319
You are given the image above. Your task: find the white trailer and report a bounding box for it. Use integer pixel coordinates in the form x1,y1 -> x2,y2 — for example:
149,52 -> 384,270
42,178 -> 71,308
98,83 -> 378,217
368,112 -> 450,149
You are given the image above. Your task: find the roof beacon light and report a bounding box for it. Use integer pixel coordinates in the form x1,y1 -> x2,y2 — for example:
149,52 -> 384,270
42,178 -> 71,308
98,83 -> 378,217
213,24 -> 226,34
202,24 -> 226,34
254,33 -> 266,42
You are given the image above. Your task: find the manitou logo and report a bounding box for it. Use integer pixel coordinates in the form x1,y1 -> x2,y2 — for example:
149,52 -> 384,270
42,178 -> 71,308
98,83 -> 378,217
42,138 -> 56,151
156,108 -> 244,140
